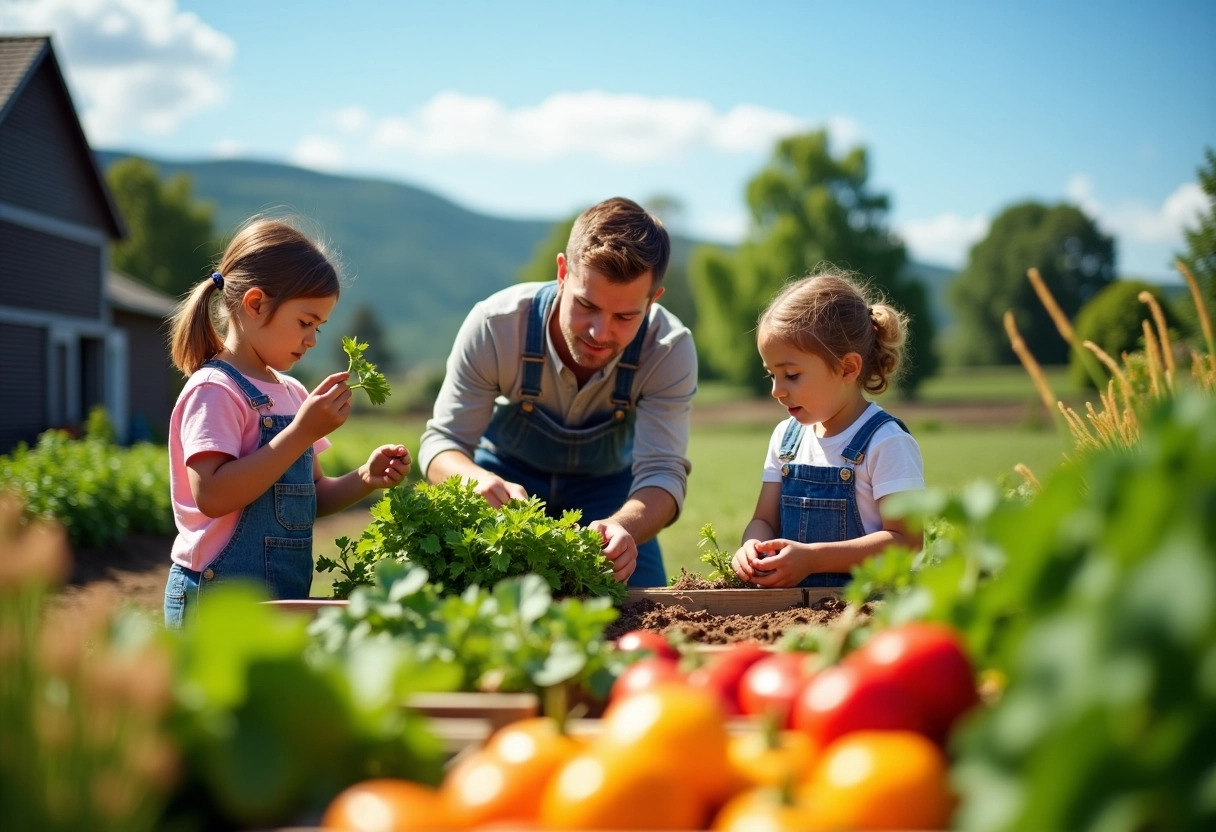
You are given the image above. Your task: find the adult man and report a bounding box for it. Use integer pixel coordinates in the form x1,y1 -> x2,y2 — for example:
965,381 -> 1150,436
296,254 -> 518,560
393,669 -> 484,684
418,197 -> 697,586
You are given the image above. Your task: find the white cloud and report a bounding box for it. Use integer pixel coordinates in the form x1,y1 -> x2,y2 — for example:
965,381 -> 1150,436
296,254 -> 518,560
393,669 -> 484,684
290,135 -> 344,172
897,212 -> 990,267
696,211 -> 750,244
0,0 -> 234,144
326,105 -> 371,134
1067,174 -> 1206,244
209,138 -> 244,158
355,90 -> 824,163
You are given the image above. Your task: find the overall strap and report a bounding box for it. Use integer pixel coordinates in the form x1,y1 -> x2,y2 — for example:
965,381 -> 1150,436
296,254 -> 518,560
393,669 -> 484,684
777,417 -> 803,461
203,359 -> 274,411
520,282 -> 557,401
840,410 -> 910,465
609,307 -> 652,411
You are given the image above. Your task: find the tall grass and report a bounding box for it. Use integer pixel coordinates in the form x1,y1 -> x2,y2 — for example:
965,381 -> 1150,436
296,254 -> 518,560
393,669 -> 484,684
1007,262 -> 1215,461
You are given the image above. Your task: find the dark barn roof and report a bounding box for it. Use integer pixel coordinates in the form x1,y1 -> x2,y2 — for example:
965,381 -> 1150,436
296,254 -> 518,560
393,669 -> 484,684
0,35 -> 125,239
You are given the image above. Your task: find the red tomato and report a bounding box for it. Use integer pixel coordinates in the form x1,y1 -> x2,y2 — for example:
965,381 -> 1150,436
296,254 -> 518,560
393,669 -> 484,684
850,622 -> 979,742
686,642 -> 770,716
614,629 -> 680,660
737,651 -> 819,727
790,661 -> 927,747
610,655 -> 684,701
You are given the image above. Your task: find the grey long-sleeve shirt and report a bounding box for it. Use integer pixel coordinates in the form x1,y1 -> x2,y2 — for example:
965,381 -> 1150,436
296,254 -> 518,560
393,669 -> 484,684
418,282 -> 697,515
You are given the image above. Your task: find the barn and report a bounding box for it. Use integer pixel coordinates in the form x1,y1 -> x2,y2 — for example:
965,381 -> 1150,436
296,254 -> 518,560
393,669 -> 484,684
0,35 -> 176,452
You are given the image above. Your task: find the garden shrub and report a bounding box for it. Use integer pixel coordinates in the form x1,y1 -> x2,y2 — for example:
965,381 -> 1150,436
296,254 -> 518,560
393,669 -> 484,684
0,421 -> 172,548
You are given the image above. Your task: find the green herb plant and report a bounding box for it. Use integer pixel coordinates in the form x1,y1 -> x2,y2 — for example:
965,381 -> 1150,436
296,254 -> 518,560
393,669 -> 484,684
309,561 -> 627,708
0,416 -> 172,548
316,476 -> 626,602
341,336 -> 391,406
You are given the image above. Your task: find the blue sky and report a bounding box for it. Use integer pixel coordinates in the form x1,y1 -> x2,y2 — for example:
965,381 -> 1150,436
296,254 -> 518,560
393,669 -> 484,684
3,0 -> 1213,280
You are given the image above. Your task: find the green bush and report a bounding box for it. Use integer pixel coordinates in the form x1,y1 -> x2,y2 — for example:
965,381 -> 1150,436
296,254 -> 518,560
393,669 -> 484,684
0,428 -> 172,548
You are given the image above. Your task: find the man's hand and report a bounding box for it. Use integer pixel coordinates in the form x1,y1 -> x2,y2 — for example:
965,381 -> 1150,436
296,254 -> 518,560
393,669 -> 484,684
471,471 -> 529,509
588,520 -> 638,583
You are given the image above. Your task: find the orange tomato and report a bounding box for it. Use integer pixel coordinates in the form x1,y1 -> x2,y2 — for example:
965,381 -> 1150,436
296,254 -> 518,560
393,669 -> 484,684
712,786 -> 818,832
440,717 -> 580,827
595,683 -> 735,804
322,778 -> 450,832
538,744 -> 706,831
727,727 -> 816,790
798,730 -> 955,830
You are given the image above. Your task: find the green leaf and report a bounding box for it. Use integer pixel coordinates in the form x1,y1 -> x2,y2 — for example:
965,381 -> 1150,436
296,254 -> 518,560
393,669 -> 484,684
342,335 -> 392,405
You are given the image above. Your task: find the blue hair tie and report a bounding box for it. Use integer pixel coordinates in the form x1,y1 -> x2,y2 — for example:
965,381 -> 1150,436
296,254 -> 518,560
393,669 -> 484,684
211,271 -> 224,290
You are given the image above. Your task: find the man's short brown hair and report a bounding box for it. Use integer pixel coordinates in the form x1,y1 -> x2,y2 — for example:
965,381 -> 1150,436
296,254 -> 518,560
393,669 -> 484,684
565,197 -> 671,289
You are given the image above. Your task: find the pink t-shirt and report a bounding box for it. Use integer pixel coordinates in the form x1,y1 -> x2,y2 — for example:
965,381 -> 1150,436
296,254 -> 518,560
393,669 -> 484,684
169,366 -> 330,571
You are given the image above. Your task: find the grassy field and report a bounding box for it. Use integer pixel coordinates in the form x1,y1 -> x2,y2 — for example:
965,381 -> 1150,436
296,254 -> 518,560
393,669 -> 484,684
321,369 -> 1071,583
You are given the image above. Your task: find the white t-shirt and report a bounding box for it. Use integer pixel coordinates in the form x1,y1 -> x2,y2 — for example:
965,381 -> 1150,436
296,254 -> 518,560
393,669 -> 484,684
169,365 -> 330,571
760,402 -> 924,535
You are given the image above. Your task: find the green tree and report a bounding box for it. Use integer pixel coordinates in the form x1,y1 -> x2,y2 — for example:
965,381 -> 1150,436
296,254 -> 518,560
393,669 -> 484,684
106,157 -> 215,297
948,202 -> 1115,366
517,215 -> 575,285
341,303 -> 396,374
1068,280 -> 1178,388
1177,147 -> 1216,320
689,130 -> 937,395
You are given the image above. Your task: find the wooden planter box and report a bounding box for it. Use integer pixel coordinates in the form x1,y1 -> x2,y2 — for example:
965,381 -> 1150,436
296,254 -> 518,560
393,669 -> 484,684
265,587 -> 841,618
623,586 -> 840,616
262,598 -> 348,615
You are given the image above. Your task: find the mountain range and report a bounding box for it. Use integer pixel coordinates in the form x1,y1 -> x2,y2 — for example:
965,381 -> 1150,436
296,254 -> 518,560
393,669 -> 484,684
96,151 -> 957,371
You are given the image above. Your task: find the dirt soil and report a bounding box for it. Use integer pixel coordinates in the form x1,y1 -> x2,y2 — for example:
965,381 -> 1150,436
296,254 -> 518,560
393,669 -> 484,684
605,595 -> 859,645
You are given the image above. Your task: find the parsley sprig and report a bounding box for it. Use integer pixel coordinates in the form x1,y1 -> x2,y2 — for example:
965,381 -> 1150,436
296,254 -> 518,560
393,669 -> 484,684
342,336 -> 391,405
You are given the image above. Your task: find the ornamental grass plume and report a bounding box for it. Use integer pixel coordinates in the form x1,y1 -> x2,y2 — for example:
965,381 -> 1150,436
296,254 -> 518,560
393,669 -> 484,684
1007,263 -> 1216,465
0,494 -> 178,832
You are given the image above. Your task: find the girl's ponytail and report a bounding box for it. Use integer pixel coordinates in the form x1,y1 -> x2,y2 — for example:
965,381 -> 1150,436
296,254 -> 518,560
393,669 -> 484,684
168,277 -> 225,376
865,301 -> 908,395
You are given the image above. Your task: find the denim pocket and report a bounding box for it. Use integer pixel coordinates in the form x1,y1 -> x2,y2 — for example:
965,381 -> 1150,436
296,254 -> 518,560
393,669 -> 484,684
274,482 -> 316,530
164,565 -> 187,629
780,495 -> 848,543
264,536 -> 314,600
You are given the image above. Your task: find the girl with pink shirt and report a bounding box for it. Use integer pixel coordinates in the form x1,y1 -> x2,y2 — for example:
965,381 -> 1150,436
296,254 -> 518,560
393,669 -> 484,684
163,217 -> 411,628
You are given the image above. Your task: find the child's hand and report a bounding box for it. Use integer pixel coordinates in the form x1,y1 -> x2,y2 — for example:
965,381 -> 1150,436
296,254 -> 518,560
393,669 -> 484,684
732,539 -> 765,583
746,538 -> 810,588
296,372 -> 353,440
360,444 -> 411,489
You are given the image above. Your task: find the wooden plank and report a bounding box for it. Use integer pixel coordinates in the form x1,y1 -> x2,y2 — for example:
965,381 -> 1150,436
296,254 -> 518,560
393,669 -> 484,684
624,587 -> 810,616
406,692 -> 539,731
804,588 -> 845,607
262,598 -> 348,615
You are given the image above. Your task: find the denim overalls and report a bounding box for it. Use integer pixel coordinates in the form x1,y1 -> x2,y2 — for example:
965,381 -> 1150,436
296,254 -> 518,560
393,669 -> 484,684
164,359 -> 317,628
475,281 -> 666,587
777,409 -> 909,588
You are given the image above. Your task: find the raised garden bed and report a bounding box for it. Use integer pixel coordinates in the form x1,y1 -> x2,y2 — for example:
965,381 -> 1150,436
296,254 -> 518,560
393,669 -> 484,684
267,583 -> 853,646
